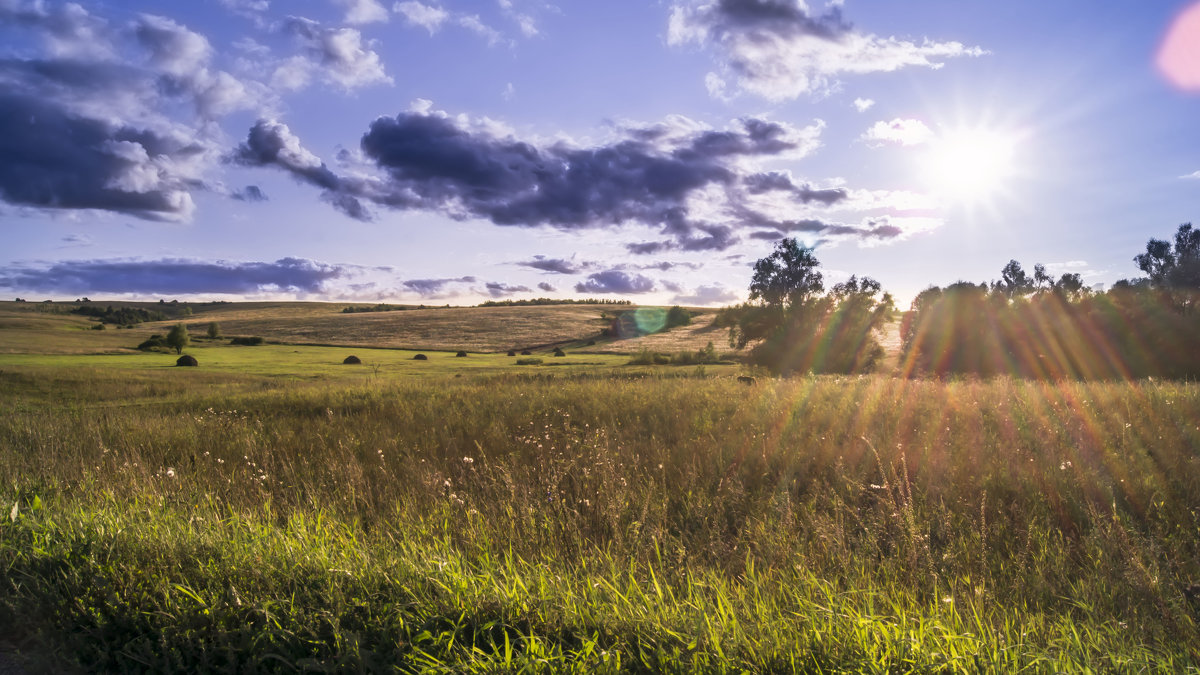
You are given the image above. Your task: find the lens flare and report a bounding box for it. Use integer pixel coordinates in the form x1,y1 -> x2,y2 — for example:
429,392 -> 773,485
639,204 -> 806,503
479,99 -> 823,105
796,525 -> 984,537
1158,2 -> 1200,91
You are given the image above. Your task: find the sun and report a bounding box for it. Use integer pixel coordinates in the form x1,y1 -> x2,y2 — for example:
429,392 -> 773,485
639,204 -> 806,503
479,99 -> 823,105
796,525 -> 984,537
920,127 -> 1018,204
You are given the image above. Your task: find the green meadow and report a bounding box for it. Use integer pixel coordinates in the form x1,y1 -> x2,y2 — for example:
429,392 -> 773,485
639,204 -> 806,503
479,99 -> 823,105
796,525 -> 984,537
2,306 -> 1199,672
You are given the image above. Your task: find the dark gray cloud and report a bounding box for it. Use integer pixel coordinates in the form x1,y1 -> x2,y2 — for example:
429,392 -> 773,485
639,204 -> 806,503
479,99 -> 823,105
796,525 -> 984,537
660,280 -> 683,293
0,92 -> 205,220
240,110 -> 831,250
626,241 -> 674,255
516,255 -> 593,274
637,261 -> 702,271
574,270 -> 656,294
484,281 -> 532,297
402,276 -> 476,295
743,172 -> 847,205
231,185 -> 267,201
0,257 -> 347,294
536,281 -> 556,292
669,0 -> 984,100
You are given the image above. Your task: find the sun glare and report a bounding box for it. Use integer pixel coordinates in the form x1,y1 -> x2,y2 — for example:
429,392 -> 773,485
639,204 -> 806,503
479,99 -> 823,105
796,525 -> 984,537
920,127 -> 1018,204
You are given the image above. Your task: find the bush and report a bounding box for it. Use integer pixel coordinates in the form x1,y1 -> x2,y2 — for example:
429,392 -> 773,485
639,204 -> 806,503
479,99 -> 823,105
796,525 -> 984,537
413,354 -> 428,360
456,351 -> 468,357
515,358 -> 543,365
206,322 -> 221,339
90,323 -> 105,330
230,337 -> 264,346
627,348 -> 659,366
136,335 -> 170,352
521,350 -> 532,355
666,305 -> 692,328
653,353 -> 670,365
553,348 -> 566,357
507,351 -> 516,357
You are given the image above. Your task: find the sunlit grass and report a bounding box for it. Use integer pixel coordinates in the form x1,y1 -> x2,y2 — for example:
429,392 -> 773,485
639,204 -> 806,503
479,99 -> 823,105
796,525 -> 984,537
2,366 -> 1199,670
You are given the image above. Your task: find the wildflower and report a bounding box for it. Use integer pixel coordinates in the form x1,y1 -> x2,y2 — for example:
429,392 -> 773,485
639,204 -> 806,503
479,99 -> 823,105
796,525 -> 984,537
166,468 -> 176,478
462,456 -> 474,464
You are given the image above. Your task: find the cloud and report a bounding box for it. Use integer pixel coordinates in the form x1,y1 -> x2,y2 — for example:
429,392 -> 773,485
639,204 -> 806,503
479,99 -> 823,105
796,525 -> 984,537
231,119 -> 369,219
484,281 -> 532,297
0,92 -> 204,220
853,97 -> 875,112
626,241 -> 675,255
536,281 -> 556,292
743,172 -> 847,204
338,0 -> 389,24
231,185 -> 268,201
0,4 -> 269,219
637,261 -> 702,271
517,256 -> 592,274
574,270 -> 656,294
280,16 -> 392,90
669,0 -> 985,100
1180,170 -> 1200,180
240,107 -> 836,250
394,2 -> 507,45
0,257 -> 348,295
394,1 -> 449,33
59,233 -> 94,248
402,275 -> 476,295
672,283 -> 739,305
862,118 -> 934,146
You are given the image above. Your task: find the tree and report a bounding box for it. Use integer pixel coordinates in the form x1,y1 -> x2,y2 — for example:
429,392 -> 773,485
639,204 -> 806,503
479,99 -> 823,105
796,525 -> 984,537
166,323 -> 190,354
1135,223 -> 1200,311
732,238 -> 892,374
749,238 -> 824,310
206,321 -> 221,339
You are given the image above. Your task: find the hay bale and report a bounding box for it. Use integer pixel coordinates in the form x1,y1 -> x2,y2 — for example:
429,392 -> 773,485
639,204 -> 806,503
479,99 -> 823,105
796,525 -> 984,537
176,354 -> 198,367
507,350 -> 516,357
553,348 -> 566,357
521,350 -> 532,355
413,354 -> 428,360
456,351 -> 468,357
343,355 -> 361,364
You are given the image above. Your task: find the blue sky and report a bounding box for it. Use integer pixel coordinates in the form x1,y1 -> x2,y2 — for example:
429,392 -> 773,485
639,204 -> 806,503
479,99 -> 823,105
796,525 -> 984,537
2,0 -> 1198,306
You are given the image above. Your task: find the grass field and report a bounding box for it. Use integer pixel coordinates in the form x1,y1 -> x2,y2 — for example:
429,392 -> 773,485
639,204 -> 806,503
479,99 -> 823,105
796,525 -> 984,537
2,304 -> 1199,672
0,300 -> 724,356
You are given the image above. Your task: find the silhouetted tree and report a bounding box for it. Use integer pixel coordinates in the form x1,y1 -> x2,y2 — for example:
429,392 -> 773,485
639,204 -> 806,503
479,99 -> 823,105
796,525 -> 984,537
732,238 -> 892,375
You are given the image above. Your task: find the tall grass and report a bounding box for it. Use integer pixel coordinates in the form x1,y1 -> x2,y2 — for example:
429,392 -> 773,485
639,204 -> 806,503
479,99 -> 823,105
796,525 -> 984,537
2,367 -> 1199,671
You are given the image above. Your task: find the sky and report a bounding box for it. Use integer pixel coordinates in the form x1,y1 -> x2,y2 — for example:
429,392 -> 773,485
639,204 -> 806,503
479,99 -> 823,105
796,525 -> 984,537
2,0 -> 1199,307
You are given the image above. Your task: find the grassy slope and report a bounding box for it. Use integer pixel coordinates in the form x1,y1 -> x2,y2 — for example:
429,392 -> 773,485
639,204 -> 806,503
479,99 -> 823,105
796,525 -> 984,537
0,301 -> 725,355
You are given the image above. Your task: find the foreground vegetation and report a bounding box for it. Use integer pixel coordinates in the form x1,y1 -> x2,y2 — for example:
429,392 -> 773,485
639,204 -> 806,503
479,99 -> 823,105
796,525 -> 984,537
2,364 -> 1199,671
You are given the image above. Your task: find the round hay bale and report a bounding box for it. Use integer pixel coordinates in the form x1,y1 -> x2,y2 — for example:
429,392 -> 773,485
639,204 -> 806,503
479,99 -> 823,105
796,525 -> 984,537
456,351 -> 468,357
553,348 -> 566,357
507,350 -> 516,357
343,355 -> 361,364
413,353 -> 428,360
521,350 -> 532,355
176,354 -> 198,367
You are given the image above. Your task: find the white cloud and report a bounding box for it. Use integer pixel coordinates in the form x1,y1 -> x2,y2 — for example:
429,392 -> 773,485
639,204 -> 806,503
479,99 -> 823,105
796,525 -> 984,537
669,1 -> 985,101
862,118 -> 934,147
339,0 -> 389,24
282,17 -> 392,90
853,97 -> 875,112
1180,170 -> 1200,179
394,1 -> 448,33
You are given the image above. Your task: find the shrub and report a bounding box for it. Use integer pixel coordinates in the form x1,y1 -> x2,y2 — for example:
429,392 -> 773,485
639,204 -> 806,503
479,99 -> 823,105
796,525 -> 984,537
553,348 -> 566,357
456,351 -> 468,357
137,335 -> 170,352
666,305 -> 692,328
230,337 -> 264,346
653,353 -> 670,365
516,358 -> 543,365
521,350 -> 532,355
507,351 -> 516,357
90,323 -> 105,330
627,348 -> 657,366
206,322 -> 221,339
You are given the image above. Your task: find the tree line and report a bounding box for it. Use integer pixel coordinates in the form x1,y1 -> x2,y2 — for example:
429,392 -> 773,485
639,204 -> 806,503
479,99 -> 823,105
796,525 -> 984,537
729,224 -> 1200,379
